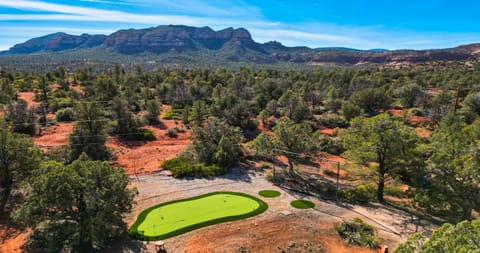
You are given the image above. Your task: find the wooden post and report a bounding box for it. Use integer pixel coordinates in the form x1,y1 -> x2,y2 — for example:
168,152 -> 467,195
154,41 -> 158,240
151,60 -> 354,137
336,161 -> 340,201
272,152 -> 276,177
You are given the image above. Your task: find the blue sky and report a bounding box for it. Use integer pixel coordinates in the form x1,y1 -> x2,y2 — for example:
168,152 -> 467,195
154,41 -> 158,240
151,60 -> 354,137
1,0 -> 480,51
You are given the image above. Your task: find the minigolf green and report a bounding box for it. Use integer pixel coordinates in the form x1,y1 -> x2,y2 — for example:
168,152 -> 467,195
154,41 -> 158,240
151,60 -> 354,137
290,199 -> 315,209
129,191 -> 268,240
258,190 -> 281,198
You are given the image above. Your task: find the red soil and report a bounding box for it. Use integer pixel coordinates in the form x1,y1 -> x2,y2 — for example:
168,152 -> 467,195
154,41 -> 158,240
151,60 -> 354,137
414,128 -> 432,138
0,215 -> 29,253
320,127 -> 338,136
108,122 -> 191,174
181,215 -> 378,253
17,92 -> 38,107
387,109 -> 431,127
31,104 -> 191,174
33,123 -> 73,149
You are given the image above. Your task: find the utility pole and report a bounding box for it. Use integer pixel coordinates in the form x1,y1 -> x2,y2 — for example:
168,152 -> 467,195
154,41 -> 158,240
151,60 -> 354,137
271,151 -> 276,177
335,161 -> 340,201
133,151 -> 139,180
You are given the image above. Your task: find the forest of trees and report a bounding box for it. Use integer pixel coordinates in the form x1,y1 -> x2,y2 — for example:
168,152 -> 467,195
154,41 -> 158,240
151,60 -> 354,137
1,61 -> 480,251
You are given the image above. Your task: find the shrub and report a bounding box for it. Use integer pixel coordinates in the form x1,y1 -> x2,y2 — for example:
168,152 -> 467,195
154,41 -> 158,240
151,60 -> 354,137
174,127 -> 186,133
338,183 -> 376,204
55,107 -> 75,122
316,113 -> 348,128
317,135 -> 344,155
123,129 -> 156,141
162,108 -> 182,120
335,218 -> 379,249
166,128 -> 178,138
161,157 -> 228,178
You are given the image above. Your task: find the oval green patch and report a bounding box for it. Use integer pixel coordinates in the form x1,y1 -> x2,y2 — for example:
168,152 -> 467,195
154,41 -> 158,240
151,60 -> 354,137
129,191 -> 268,241
290,200 -> 315,209
259,190 -> 281,198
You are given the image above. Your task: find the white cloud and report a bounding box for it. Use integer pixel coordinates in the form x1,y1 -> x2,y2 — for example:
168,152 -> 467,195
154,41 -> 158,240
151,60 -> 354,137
79,0 -> 143,6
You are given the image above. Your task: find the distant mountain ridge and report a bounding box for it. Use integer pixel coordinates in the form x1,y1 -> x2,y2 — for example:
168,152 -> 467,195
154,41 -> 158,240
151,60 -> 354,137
1,25 -> 480,70
8,32 -> 107,54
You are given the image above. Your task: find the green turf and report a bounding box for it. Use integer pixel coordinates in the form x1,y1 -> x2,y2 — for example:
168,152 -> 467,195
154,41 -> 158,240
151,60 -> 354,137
258,190 -> 281,198
129,191 -> 268,241
290,200 -> 315,209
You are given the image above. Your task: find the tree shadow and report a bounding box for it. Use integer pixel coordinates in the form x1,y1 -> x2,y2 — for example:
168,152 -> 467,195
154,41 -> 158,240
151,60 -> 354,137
100,234 -> 147,253
150,121 -> 167,130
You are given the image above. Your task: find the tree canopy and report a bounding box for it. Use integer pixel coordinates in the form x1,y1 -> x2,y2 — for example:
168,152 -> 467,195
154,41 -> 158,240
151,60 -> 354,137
394,219 -> 480,253
340,113 -> 418,201
13,156 -> 137,252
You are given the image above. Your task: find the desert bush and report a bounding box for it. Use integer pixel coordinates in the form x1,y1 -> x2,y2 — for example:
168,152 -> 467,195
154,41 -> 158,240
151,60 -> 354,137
316,113 -> 348,128
336,218 -> 379,249
162,108 -> 182,120
123,129 -> 156,141
166,128 -> 178,138
174,127 -> 186,133
55,107 -> 75,122
338,183 -> 376,204
161,157 -> 227,178
317,135 -> 344,155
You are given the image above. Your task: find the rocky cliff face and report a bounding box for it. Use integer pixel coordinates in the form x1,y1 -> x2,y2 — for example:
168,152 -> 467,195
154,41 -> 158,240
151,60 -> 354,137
9,32 -> 106,54
103,25 -> 263,54
4,25 -> 480,66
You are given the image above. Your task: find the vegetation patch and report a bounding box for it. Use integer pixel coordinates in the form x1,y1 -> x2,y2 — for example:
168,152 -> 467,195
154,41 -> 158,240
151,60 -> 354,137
161,108 -> 182,120
335,218 -> 379,249
290,199 -> 315,209
122,128 -> 156,141
128,191 -> 268,241
258,190 -> 281,198
338,183 -> 376,204
161,157 -> 227,178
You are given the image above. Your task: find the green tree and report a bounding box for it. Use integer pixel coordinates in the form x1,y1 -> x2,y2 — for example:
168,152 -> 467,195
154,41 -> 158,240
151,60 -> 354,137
5,99 -> 36,135
190,119 -> 243,166
413,116 -> 480,220
340,113 -> 418,202
394,219 -> 480,253
0,129 -> 41,213
94,77 -> 118,101
110,97 -> 138,134
270,119 -> 317,173
145,99 -> 161,124
350,87 -> 390,114
12,157 -> 137,252
36,75 -> 51,125
427,90 -> 453,125
394,83 -> 423,108
190,100 -> 208,127
252,133 -> 275,157
340,101 -> 363,122
70,103 -> 109,161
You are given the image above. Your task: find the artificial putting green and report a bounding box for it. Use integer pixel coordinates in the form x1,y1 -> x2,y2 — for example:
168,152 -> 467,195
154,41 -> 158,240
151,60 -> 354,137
290,199 -> 315,209
129,191 -> 268,241
259,190 -> 281,198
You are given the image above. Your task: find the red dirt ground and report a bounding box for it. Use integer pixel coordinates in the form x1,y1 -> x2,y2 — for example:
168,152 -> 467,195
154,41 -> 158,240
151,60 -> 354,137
320,127 -> 338,136
17,92 -> 38,107
387,109 -> 431,127
0,215 -> 29,253
415,128 -> 432,138
179,213 -> 379,253
33,123 -> 73,149
32,105 -> 191,175
108,122 -> 191,174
